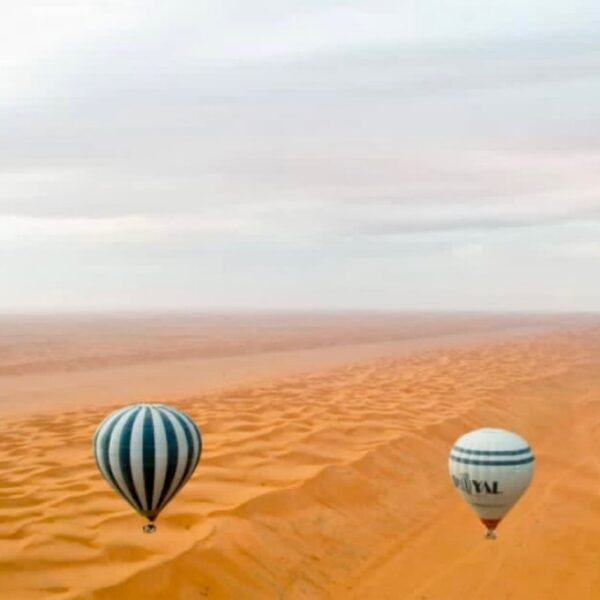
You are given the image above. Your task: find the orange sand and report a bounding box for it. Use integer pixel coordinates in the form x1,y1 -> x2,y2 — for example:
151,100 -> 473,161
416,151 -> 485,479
0,314 -> 599,599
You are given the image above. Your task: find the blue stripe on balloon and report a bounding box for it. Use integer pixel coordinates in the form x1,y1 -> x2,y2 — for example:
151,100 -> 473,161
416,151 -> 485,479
119,407 -> 143,512
452,445 -> 532,456
450,454 -> 535,466
155,410 -> 178,513
162,407 -> 198,500
142,407 -> 155,513
193,419 -> 203,458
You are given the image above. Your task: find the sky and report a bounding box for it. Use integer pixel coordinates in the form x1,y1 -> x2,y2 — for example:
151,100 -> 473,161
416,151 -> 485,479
1,1 -> 600,312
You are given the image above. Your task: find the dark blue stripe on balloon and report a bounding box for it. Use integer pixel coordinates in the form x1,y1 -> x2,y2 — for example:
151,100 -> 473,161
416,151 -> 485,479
162,407 -> 198,500
155,410 -> 179,512
453,445 -> 532,456
142,407 -> 155,511
192,418 -> 203,460
450,454 -> 535,466
118,408 -> 143,512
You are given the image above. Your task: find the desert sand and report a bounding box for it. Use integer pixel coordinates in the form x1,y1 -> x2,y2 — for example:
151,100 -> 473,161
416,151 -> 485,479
0,313 -> 599,599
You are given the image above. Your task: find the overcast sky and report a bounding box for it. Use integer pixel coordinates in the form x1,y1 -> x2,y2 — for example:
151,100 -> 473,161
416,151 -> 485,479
2,1 -> 599,311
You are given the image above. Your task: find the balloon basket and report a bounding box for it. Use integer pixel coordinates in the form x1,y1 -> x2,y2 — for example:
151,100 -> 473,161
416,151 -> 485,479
484,529 -> 497,540
143,523 -> 157,534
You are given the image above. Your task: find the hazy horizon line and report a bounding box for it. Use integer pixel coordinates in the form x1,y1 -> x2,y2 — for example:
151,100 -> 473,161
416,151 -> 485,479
0,306 -> 598,318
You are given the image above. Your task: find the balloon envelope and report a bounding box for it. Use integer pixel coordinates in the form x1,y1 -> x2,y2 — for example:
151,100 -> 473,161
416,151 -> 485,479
93,403 -> 202,529
449,428 -> 534,536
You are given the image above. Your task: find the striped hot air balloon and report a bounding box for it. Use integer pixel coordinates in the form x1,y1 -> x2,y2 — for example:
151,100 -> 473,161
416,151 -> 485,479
93,403 -> 202,533
449,428 -> 535,539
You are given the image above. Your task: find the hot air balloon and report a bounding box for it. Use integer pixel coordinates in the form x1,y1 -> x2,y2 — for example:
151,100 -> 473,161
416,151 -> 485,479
449,428 -> 534,539
93,403 -> 202,533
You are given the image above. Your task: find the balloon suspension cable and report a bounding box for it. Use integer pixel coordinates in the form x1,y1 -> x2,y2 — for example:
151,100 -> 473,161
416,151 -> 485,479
143,522 -> 157,534
484,529 -> 497,540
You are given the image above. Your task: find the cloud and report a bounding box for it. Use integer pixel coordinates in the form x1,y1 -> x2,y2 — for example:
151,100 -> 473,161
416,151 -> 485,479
550,242 -> 600,259
2,35 -> 599,228
345,202 -> 600,238
1,2 -> 599,310
0,214 -> 263,243
451,243 -> 486,260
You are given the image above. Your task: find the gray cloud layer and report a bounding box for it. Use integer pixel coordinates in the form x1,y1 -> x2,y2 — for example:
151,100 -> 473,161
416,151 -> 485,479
1,2 -> 599,310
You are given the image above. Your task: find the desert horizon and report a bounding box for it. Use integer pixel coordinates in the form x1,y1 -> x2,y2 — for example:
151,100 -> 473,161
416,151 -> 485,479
0,310 -> 593,414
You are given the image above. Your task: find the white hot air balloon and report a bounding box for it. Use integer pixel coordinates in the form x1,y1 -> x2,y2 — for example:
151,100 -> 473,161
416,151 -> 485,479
449,428 -> 535,539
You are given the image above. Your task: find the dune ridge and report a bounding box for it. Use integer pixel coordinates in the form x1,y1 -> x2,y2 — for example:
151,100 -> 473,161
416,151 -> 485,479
1,325 -> 599,598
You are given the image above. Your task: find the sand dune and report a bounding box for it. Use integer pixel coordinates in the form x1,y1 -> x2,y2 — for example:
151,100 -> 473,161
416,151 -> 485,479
0,317 -> 599,599
0,311 -> 585,377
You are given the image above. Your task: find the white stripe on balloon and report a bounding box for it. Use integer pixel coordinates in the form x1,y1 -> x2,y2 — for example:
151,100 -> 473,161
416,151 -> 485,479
160,408 -> 189,508
130,407 -> 148,512
108,409 -> 137,508
150,406 -> 168,512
